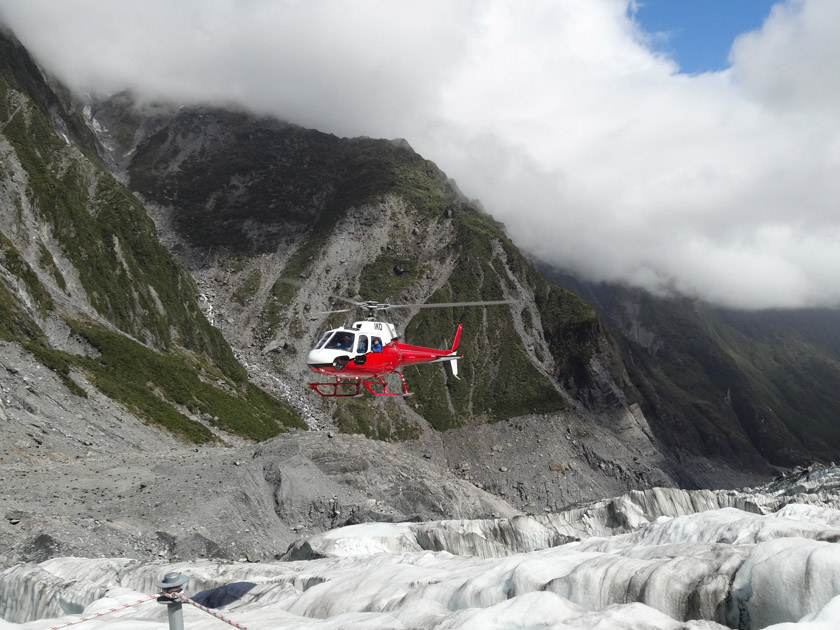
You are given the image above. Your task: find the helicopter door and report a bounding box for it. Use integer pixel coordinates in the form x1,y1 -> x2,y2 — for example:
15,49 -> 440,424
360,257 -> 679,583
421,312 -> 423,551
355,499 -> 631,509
354,335 -> 369,364
322,332 -> 355,371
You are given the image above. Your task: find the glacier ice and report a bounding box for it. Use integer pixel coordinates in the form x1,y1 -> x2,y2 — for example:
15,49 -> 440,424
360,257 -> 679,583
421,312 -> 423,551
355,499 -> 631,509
1,469 -> 839,629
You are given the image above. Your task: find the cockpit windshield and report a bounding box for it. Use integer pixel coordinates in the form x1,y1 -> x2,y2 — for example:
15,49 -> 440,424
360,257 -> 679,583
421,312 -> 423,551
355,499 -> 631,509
324,331 -> 355,351
314,332 -> 333,350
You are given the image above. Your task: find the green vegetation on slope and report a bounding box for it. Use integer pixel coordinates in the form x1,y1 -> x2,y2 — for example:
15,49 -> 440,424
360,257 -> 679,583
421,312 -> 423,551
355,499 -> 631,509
359,255 -> 426,303
38,243 -> 67,292
334,397 -> 420,441
714,308 -> 840,459
232,268 -> 262,306
69,322 -> 304,442
128,113 -> 456,255
0,33 -> 101,162
0,233 -> 54,315
0,305 -> 304,442
533,283 -> 601,389
619,295 -> 777,466
0,280 -> 44,346
1,79 -> 244,383
0,35 -> 305,443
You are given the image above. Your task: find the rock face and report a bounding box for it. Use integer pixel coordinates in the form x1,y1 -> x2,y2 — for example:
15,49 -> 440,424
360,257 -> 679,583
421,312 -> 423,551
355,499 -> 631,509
550,275 -> 840,469
256,433 -> 518,531
85,91 -> 794,476
88,87 -> 838,479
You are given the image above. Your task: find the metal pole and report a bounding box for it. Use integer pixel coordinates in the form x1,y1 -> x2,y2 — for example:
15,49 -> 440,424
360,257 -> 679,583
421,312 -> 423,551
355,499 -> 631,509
156,572 -> 189,630
165,600 -> 184,630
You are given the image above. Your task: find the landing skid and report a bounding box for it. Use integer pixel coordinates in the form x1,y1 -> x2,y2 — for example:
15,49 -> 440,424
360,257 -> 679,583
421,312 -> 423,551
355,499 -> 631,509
309,373 -> 413,398
309,379 -> 364,397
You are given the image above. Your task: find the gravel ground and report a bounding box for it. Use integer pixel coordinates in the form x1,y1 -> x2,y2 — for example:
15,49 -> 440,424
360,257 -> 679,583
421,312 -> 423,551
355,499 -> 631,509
0,430 -> 519,565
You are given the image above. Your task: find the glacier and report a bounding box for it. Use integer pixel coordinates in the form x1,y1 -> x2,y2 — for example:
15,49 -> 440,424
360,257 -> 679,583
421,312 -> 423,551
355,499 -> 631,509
1,466 -> 838,630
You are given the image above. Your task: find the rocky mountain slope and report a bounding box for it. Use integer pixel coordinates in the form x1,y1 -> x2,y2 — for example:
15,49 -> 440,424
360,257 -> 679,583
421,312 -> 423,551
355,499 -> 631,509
0,30 -> 305,451
93,98 -> 626,431
548,273 -> 840,469
89,88 -> 839,476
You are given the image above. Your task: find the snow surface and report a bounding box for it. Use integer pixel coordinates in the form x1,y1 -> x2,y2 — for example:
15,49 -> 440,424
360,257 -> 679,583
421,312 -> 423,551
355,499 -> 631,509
2,473 -> 840,629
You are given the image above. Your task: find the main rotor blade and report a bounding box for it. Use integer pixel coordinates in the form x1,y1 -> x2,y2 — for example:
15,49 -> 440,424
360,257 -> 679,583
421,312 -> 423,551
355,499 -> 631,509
326,293 -> 364,306
316,296 -> 518,316
390,299 -> 518,309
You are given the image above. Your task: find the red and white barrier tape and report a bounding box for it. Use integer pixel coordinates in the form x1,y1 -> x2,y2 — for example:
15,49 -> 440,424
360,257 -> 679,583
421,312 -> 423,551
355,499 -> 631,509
47,595 -> 158,629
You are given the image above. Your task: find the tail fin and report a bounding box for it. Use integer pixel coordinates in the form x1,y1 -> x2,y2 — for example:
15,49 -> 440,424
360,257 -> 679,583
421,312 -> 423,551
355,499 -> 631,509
451,324 -> 463,352
448,324 -> 463,379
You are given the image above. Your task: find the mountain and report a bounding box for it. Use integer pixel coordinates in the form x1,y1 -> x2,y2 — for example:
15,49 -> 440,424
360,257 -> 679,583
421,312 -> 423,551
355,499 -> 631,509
545,271 -> 840,469
90,89 -> 840,477
0,29 -> 304,448
87,93 -> 648,439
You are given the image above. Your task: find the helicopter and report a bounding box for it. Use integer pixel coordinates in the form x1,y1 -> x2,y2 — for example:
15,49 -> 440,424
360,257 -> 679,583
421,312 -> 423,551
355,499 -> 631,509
306,297 -> 515,397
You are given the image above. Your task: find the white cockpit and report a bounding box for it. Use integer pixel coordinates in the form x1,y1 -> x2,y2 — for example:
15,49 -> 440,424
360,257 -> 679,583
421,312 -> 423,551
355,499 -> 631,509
308,321 -> 399,366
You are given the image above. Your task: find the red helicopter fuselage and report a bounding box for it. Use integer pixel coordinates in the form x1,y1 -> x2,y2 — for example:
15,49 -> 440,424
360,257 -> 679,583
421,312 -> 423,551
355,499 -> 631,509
306,320 -> 463,396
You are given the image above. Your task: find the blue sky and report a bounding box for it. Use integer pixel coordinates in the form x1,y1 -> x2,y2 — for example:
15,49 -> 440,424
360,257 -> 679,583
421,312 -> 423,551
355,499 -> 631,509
633,0 -> 780,73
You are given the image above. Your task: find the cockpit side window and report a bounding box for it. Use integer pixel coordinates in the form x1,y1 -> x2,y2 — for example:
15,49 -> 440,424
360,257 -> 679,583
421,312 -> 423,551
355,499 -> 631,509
357,335 -> 368,353
325,332 -> 355,351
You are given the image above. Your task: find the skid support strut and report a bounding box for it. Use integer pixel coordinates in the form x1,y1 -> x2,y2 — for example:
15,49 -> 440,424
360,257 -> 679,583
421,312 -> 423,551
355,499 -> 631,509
362,372 -> 413,397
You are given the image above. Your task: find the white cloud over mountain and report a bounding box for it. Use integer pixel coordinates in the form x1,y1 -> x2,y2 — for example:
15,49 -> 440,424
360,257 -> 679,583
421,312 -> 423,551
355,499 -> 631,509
1,0 -> 839,308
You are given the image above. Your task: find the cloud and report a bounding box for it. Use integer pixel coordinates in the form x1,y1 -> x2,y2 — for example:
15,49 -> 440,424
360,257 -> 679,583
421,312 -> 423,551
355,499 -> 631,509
731,0 -> 840,114
0,0 -> 473,136
1,0 -> 838,309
